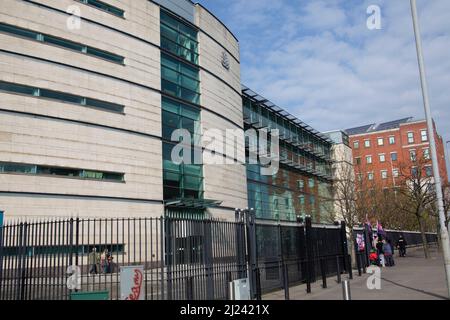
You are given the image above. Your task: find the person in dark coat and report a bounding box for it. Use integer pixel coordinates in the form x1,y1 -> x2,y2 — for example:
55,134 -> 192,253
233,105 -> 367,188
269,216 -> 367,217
376,237 -> 385,267
397,235 -> 407,257
383,239 -> 395,267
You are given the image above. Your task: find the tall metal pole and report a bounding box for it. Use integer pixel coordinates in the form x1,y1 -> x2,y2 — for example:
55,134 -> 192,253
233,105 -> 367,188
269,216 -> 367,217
410,0 -> 450,298
446,141 -> 450,232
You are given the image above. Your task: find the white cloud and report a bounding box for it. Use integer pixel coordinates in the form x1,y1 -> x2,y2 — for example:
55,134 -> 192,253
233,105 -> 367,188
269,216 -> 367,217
200,0 -> 450,171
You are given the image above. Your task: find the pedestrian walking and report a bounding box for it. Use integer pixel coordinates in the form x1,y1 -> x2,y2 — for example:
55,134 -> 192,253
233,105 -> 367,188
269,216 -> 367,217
100,248 -> 108,274
376,237 -> 385,267
106,251 -> 114,273
88,247 -> 99,275
383,239 -> 395,267
397,235 -> 407,257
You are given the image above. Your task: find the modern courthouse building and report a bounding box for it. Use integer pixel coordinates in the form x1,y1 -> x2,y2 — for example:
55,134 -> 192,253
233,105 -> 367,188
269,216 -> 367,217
0,0 -> 334,223
346,117 -> 448,187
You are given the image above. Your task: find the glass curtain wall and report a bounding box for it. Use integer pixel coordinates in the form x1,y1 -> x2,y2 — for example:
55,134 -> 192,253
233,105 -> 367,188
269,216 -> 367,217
160,10 -> 203,202
244,96 -> 334,223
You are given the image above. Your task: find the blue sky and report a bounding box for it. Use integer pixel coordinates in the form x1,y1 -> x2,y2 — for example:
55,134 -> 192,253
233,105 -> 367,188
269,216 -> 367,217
199,0 -> 450,174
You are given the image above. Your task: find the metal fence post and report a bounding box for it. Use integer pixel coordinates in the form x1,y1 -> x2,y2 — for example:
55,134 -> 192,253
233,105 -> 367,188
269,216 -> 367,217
226,271 -> 232,300
320,258 -> 327,289
340,221 -> 352,279
185,277 -> 193,300
356,253 -> 362,277
204,220 -> 214,300
19,223 -> 28,301
305,216 -> 313,294
235,210 -> 246,279
283,264 -> 289,300
336,256 -> 341,283
255,268 -> 262,300
0,219 -> 4,298
245,209 -> 257,299
363,224 -> 371,267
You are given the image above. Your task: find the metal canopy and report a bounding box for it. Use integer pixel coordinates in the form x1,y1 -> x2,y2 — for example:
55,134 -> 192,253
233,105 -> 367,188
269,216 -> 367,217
241,85 -> 333,145
165,198 -> 223,209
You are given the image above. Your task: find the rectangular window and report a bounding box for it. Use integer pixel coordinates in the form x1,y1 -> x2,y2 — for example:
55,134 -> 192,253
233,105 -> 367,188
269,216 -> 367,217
425,166 -> 433,177
297,179 -> 304,190
0,81 -> 124,113
355,157 -> 361,165
391,152 -> 398,161
162,97 -> 203,201
353,141 -> 359,149
308,178 -> 315,189
421,130 -> 428,142
389,136 -> 395,145
366,155 -> 372,164
379,154 -> 386,163
0,162 -> 123,181
407,132 -> 414,144
393,169 -> 399,178
411,167 -> 418,178
377,138 -> 384,146
161,53 -> 200,104
160,11 -> 199,64
423,148 -> 431,160
0,81 -> 36,95
381,170 -> 388,179
410,150 -> 417,161
78,0 -> 125,18
364,140 -> 371,148
368,172 -> 374,181
0,22 -> 39,40
0,22 -> 124,64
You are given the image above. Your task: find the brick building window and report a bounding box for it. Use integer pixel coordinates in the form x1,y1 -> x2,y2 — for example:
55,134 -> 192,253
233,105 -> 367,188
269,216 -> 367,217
364,140 -> 371,148
421,130 -> 428,142
377,138 -> 384,146
389,136 -> 395,145
423,148 -> 431,160
407,132 -> 414,144
391,152 -> 398,161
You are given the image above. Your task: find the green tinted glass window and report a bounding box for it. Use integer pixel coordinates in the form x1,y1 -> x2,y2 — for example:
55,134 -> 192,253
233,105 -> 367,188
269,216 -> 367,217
0,23 -> 39,40
80,0 -> 125,17
86,47 -> 124,64
0,81 -> 36,95
160,11 -> 198,64
40,89 -> 83,104
44,35 -> 85,52
0,23 -> 124,64
0,81 -> 123,113
85,98 -> 124,113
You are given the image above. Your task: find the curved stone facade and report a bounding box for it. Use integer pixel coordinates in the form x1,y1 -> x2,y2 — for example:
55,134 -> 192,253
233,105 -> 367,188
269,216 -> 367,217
0,0 -> 246,219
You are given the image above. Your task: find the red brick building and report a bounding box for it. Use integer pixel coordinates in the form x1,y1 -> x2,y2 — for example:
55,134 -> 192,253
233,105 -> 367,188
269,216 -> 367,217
346,117 -> 448,188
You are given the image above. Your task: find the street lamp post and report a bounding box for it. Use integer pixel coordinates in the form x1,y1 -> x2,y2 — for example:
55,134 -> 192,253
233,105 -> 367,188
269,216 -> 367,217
410,0 -> 450,298
446,141 -> 450,179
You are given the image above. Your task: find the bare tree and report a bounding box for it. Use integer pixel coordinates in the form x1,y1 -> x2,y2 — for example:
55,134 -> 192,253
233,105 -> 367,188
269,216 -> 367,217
443,182 -> 450,230
397,156 -> 437,259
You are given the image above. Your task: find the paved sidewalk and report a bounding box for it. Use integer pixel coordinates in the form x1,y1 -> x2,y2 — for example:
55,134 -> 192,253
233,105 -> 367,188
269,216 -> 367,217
263,246 -> 449,300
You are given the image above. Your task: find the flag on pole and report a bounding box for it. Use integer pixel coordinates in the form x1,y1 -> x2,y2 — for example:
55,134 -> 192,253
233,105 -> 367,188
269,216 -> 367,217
365,214 -> 371,228
377,220 -> 385,237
